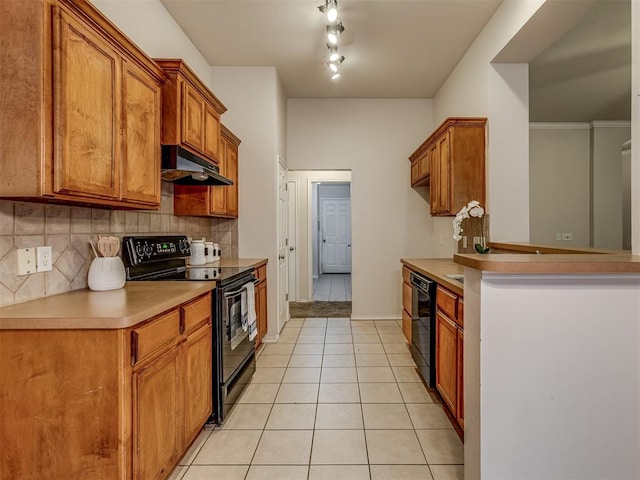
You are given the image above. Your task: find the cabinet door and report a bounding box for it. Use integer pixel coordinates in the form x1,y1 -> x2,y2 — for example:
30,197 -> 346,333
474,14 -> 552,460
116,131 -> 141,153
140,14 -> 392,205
132,347 -> 181,480
436,311 -> 457,415
181,82 -> 205,153
225,141 -> 239,217
53,6 -> 121,200
122,60 -> 161,206
183,324 -> 212,446
204,104 -> 221,162
419,149 -> 430,179
456,328 -> 464,429
210,136 -> 227,215
256,281 -> 268,345
410,159 -> 420,185
402,308 -> 412,344
430,142 -> 440,214
437,132 -> 451,214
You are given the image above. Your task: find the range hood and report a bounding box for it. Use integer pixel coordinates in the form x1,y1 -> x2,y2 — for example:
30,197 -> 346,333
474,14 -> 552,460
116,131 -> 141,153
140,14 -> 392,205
161,145 -> 233,186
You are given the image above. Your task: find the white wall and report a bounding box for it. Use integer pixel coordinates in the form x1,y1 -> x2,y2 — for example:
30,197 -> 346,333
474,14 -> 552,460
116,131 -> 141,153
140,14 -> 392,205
210,67 -> 286,339
92,0 -> 211,82
591,122 -> 632,249
529,124 -> 591,247
288,99 -> 432,319
633,0 -> 640,254
529,122 -> 631,249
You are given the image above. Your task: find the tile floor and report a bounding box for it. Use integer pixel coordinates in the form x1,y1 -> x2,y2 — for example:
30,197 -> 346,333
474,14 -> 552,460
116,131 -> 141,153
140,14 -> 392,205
169,317 -> 464,480
313,274 -> 352,301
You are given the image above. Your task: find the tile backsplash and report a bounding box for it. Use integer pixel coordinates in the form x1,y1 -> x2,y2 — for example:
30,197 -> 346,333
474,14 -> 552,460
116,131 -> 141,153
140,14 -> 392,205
0,182 -> 238,307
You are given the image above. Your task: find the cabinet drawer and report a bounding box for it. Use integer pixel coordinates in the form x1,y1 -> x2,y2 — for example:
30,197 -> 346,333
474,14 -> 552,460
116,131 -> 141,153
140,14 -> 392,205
255,264 -> 267,282
436,285 -> 457,322
402,266 -> 412,285
402,281 -> 412,314
182,293 -> 211,334
132,309 -> 181,365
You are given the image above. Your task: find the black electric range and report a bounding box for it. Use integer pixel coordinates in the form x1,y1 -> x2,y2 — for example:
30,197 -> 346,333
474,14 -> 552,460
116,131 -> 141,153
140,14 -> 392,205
122,235 -> 257,425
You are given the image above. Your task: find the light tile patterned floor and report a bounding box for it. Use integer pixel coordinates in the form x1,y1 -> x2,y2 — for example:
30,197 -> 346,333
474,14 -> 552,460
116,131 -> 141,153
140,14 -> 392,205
169,317 -> 464,480
313,274 -> 352,301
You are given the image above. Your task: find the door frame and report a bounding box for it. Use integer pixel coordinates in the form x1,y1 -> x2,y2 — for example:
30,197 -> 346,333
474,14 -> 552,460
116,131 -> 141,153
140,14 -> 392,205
306,177 -> 352,301
277,157 -> 289,330
287,179 -> 299,301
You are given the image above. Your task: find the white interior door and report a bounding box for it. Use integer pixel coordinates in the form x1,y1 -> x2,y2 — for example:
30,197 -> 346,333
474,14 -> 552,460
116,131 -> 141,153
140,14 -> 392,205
287,180 -> 297,301
320,198 -> 351,274
277,160 -> 289,327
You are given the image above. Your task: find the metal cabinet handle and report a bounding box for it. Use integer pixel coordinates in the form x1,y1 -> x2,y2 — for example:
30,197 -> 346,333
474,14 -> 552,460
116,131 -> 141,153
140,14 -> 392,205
279,255 -> 285,260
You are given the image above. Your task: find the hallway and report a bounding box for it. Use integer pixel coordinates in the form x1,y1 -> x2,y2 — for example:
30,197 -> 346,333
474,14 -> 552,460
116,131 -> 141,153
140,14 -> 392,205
313,274 -> 352,302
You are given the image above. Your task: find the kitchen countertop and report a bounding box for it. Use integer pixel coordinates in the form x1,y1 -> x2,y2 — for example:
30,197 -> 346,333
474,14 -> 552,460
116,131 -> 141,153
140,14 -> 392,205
0,257 -> 269,330
454,253 -> 640,274
0,282 -> 214,330
401,258 -> 464,296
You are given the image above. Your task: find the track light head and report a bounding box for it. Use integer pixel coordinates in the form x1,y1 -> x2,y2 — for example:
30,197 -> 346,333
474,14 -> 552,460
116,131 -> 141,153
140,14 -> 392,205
318,0 -> 338,22
326,22 -> 344,45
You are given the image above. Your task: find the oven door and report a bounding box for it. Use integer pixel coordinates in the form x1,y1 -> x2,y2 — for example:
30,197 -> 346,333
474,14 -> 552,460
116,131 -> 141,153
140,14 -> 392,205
220,277 -> 258,383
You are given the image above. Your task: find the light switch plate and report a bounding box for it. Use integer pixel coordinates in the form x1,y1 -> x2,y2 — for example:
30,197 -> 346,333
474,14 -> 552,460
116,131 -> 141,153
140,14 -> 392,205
17,247 -> 37,275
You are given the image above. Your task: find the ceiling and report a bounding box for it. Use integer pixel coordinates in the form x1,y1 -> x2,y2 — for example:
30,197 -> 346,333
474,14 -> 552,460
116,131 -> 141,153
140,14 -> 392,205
159,0 -> 502,98
529,0 -> 630,122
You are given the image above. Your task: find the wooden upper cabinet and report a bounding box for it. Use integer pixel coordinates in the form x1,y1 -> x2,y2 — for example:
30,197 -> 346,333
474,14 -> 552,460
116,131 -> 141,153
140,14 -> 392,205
174,124 -> 240,219
155,59 -> 227,165
0,0 -> 165,209
122,60 -> 162,205
409,118 -> 486,216
53,6 -> 121,201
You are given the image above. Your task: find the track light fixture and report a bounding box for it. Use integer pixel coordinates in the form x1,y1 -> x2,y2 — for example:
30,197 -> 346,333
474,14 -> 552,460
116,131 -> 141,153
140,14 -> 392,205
318,1 -> 345,80
326,22 -> 344,45
318,0 -> 338,22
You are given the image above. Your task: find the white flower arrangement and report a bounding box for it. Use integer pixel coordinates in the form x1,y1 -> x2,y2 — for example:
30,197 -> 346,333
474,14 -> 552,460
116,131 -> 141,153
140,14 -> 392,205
453,200 -> 489,253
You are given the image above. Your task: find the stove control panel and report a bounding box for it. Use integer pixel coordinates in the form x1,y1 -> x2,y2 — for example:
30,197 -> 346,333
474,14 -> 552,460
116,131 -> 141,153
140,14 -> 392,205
123,236 -> 190,266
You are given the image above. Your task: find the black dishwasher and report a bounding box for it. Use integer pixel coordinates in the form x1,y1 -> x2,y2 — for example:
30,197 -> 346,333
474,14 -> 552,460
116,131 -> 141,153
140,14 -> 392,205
410,272 -> 437,387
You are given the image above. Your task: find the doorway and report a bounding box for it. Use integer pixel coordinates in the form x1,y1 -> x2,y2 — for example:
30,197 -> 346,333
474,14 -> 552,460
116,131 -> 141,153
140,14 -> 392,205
312,182 -> 351,302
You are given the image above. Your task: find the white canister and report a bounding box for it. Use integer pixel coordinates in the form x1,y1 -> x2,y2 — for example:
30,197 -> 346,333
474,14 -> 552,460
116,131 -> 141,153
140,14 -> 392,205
88,257 -> 126,291
205,241 -> 215,263
213,243 -> 221,261
189,239 -> 206,265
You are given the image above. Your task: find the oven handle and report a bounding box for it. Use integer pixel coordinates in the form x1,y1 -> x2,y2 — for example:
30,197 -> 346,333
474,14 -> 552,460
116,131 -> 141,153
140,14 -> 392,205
223,278 -> 259,298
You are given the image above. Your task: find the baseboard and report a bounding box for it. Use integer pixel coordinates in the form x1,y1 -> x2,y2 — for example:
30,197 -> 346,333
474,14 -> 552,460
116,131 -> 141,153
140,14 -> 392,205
350,314 -> 402,321
261,332 -> 280,343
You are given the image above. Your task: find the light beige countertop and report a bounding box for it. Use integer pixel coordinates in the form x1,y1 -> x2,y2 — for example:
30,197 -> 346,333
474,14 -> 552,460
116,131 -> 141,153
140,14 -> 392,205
489,242 -> 627,255
0,282 -> 213,330
454,253 -> 640,274
401,258 -> 464,296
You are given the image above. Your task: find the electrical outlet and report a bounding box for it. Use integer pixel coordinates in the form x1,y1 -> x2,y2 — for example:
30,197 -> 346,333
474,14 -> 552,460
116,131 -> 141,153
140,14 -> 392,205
562,233 -> 573,241
17,248 -> 37,275
556,233 -> 562,241
37,246 -> 53,272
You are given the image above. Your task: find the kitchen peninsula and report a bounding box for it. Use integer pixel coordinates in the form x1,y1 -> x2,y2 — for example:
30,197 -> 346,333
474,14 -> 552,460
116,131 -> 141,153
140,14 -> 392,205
455,252 -> 640,480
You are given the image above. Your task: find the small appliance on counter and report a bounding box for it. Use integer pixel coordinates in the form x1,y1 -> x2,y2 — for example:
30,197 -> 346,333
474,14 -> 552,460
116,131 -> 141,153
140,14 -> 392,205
121,235 -> 257,425
88,236 -> 126,291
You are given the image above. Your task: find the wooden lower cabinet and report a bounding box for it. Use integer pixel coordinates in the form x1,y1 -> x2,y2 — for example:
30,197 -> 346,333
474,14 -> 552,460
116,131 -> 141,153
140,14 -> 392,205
0,292 -> 212,480
133,347 -> 181,480
401,266 -> 413,343
436,311 -> 458,414
254,263 -> 268,347
435,285 -> 464,431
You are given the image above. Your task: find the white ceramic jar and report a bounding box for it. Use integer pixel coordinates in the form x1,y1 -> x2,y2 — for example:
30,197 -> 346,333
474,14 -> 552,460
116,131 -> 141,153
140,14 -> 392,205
205,241 -> 215,263
189,239 -> 206,265
87,257 -> 126,291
